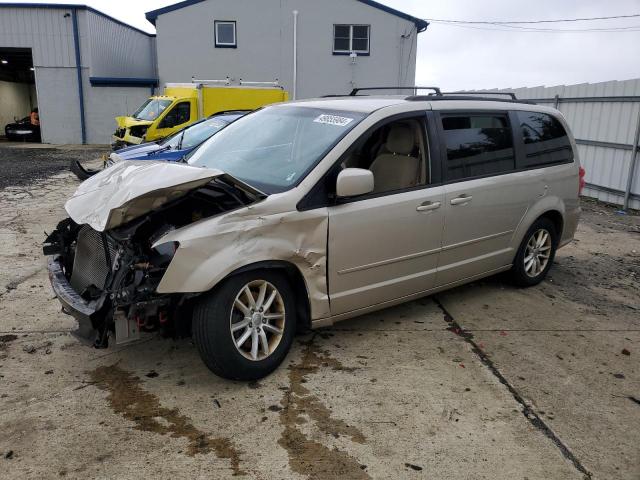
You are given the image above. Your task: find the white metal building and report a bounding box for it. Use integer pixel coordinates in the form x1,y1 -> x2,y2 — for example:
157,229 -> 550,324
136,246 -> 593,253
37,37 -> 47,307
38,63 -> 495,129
0,3 -> 158,144
146,0 -> 428,99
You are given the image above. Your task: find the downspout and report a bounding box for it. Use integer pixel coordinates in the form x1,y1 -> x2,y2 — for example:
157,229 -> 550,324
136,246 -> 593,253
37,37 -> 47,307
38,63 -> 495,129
71,8 -> 87,144
292,10 -> 298,100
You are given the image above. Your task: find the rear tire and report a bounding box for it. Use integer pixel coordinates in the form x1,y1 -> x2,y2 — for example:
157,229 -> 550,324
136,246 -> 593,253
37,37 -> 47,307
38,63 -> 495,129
192,270 -> 296,380
509,217 -> 558,287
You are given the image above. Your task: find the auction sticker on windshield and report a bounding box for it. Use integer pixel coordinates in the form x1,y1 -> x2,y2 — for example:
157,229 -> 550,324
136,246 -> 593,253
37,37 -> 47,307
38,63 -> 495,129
313,114 -> 354,127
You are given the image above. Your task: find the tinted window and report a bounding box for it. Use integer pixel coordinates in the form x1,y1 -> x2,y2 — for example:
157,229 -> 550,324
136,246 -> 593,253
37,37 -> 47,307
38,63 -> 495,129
442,114 -> 515,181
161,102 -> 191,128
517,111 -> 573,168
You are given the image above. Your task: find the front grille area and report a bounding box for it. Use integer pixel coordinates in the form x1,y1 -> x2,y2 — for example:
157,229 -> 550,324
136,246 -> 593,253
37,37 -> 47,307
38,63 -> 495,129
70,226 -> 117,294
129,125 -> 147,139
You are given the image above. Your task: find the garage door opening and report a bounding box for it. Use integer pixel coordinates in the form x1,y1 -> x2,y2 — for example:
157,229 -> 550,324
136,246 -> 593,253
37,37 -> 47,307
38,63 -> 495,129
0,47 -> 40,142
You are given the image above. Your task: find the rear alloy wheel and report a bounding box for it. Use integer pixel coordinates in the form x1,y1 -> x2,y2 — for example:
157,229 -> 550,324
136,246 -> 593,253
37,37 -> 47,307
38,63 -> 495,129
523,229 -> 552,278
193,271 -> 296,380
510,217 -> 558,287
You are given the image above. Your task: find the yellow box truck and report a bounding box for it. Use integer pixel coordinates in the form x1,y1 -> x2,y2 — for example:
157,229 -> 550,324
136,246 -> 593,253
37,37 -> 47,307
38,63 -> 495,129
112,81 -> 288,148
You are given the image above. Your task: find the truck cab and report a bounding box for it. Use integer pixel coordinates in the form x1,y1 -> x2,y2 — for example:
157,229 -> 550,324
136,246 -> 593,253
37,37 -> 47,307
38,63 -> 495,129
113,95 -> 196,148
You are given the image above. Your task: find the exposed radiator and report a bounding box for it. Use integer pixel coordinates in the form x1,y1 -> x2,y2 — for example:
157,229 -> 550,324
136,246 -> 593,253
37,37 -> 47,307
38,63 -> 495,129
70,226 -> 116,294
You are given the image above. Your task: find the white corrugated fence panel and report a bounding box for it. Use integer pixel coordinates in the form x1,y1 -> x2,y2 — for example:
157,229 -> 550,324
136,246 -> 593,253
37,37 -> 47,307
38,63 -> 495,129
487,79 -> 640,209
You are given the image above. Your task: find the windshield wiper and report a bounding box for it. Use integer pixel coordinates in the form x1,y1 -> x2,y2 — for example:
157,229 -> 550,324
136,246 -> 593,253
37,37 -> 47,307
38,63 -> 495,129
148,144 -> 172,155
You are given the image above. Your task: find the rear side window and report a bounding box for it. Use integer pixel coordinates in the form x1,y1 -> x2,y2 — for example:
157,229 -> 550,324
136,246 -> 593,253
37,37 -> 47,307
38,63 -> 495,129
516,111 -> 573,167
441,114 -> 515,181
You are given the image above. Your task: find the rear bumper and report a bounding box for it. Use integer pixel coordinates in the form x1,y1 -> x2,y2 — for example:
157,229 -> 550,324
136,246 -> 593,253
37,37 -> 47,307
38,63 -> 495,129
47,256 -> 104,343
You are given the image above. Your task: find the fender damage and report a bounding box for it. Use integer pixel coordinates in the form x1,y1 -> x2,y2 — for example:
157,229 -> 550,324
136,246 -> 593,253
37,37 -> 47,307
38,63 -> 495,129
43,160 -> 274,347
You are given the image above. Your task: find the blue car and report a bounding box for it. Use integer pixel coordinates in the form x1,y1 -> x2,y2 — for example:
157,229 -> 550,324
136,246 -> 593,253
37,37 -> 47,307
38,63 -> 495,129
71,111 -> 247,180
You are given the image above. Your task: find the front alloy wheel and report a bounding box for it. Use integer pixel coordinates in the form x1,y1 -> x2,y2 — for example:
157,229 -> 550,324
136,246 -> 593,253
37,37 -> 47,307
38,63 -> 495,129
231,280 -> 285,361
193,270 -> 296,380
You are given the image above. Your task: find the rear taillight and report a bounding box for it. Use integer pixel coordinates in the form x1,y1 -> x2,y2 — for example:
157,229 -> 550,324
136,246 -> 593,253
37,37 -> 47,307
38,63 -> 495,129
578,166 -> 586,195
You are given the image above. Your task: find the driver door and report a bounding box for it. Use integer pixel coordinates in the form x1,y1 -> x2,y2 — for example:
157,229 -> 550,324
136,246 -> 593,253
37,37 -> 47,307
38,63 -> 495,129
154,101 -> 193,139
327,115 -> 445,315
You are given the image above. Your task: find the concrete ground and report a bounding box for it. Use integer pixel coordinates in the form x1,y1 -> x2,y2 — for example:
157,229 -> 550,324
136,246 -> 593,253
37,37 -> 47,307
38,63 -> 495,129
0,147 -> 638,479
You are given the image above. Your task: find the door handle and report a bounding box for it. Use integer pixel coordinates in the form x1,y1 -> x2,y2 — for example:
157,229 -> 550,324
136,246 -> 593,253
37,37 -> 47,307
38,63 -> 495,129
416,201 -> 441,212
450,195 -> 472,206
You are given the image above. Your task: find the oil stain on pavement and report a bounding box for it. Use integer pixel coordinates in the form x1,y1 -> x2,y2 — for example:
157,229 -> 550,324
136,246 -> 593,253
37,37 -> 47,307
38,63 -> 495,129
278,336 -> 370,479
89,364 -> 247,476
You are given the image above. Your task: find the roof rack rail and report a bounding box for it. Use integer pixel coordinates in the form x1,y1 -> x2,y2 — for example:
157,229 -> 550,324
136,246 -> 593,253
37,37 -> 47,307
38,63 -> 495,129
440,91 -> 517,100
349,86 -> 442,96
405,95 -> 535,105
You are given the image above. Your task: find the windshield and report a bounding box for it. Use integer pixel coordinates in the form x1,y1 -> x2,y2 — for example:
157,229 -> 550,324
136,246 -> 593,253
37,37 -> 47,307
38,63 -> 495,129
133,99 -> 173,121
162,117 -> 231,150
187,106 -> 365,193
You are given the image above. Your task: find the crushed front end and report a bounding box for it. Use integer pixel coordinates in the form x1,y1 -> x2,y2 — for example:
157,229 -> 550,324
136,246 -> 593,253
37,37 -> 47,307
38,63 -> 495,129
44,170 -> 264,348
44,217 -> 181,347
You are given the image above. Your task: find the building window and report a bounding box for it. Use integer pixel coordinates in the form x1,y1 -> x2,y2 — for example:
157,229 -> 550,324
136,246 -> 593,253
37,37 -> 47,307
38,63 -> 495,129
333,24 -> 370,55
215,21 -> 237,48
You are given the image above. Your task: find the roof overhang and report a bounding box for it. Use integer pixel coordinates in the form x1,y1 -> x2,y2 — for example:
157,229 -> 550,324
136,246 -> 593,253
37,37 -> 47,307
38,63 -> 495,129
0,3 -> 156,37
146,0 -> 428,31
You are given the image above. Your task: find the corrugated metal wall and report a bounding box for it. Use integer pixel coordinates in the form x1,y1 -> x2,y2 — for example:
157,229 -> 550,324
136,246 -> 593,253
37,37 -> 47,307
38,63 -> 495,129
490,79 -> 640,210
0,6 -> 80,143
86,11 -> 156,79
0,5 -> 157,144
0,7 -> 75,67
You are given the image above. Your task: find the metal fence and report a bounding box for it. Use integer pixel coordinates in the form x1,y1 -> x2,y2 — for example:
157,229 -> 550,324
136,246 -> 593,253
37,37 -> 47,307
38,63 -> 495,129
487,79 -> 640,210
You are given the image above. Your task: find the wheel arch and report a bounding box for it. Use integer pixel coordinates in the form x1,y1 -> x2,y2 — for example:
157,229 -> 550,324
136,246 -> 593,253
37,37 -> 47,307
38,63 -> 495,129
538,209 -> 564,242
226,260 -> 312,330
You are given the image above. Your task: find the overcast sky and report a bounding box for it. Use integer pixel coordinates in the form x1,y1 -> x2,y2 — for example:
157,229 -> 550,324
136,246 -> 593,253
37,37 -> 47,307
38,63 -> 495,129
6,0 -> 640,90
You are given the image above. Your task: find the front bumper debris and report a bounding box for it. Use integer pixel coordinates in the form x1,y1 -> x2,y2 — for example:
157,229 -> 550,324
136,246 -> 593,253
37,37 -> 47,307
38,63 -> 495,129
47,256 -> 106,347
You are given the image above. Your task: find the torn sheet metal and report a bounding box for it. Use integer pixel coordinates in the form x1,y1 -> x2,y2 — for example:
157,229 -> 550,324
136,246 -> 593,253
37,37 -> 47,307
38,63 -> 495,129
65,161 -> 225,231
154,198 -> 331,320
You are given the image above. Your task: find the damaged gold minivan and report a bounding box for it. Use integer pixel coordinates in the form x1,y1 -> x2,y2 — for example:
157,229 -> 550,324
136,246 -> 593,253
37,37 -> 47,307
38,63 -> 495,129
45,90 -> 582,380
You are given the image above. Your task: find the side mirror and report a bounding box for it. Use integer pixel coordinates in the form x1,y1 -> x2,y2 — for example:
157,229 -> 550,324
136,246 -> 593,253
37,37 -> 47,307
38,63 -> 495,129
336,168 -> 374,198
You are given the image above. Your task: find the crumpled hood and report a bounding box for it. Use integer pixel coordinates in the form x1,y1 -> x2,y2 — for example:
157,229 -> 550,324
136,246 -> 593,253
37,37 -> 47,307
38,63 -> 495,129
65,160 -> 225,232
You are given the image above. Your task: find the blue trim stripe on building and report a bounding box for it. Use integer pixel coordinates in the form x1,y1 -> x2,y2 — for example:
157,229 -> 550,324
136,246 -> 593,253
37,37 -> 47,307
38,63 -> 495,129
90,77 -> 159,87
0,3 -> 156,37
71,8 -> 86,145
145,0 -> 429,31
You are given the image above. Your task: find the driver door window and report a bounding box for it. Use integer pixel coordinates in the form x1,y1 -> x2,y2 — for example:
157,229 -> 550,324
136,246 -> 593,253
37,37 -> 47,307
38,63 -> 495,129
160,102 -> 191,129
341,117 -> 430,194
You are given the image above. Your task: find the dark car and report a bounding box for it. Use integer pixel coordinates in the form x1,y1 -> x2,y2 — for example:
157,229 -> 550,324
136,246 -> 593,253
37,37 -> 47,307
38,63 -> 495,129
71,111 -> 248,180
4,117 -> 41,142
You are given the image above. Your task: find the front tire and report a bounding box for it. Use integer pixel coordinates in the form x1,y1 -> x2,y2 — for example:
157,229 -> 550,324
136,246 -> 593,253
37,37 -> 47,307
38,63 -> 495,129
192,270 -> 296,380
510,217 -> 558,287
